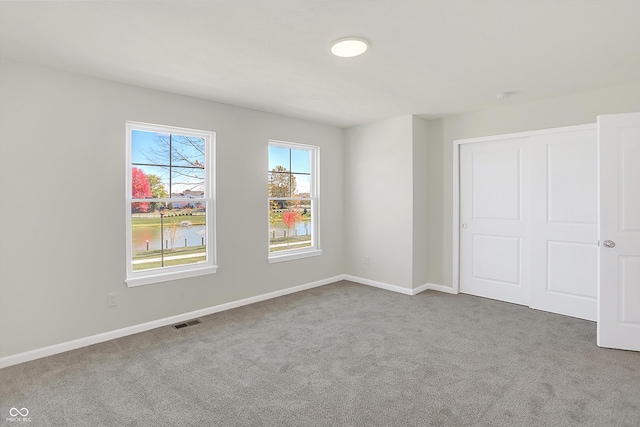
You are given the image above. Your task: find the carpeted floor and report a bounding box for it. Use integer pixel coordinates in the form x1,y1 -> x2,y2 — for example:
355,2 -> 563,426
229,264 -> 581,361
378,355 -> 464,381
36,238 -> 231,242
1,280 -> 639,426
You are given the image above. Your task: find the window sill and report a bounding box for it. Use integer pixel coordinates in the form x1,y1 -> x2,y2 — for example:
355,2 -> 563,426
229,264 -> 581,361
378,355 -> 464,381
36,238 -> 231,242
126,265 -> 218,287
268,249 -> 322,264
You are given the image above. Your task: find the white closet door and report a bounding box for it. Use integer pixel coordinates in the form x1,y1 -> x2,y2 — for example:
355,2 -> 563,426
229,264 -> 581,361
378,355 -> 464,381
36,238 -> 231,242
460,138 -> 531,305
529,129 -> 598,321
598,112 -> 640,351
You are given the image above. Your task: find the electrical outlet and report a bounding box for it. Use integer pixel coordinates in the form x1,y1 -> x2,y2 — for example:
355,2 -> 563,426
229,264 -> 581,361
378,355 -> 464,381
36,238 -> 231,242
364,256 -> 370,265
108,293 -> 118,308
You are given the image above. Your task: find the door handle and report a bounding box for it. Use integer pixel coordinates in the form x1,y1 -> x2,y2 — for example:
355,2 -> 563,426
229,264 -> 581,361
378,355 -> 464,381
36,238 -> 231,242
603,240 -> 616,248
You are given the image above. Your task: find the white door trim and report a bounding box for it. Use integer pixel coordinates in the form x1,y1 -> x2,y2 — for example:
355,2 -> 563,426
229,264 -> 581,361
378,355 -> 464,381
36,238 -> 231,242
452,123 -> 597,294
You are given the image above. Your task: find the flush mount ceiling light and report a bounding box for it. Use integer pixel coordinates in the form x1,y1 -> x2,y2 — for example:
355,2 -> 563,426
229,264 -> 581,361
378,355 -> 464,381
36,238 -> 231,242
330,37 -> 369,57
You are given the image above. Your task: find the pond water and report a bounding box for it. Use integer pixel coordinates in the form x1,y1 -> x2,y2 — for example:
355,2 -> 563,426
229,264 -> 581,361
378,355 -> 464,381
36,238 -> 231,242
132,224 -> 206,251
132,220 -> 311,251
270,220 -> 311,238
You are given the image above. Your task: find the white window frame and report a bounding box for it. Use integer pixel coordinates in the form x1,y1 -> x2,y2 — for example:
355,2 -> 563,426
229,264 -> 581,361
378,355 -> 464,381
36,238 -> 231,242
268,140 -> 322,263
125,121 -> 217,286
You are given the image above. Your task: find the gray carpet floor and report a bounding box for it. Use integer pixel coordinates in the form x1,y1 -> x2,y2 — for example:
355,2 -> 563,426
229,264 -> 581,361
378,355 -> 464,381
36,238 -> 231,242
1,280 -> 639,426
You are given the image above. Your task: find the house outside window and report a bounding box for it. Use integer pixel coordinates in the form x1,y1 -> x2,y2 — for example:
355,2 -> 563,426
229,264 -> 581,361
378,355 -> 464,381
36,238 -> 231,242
268,140 -> 321,262
125,121 -> 217,286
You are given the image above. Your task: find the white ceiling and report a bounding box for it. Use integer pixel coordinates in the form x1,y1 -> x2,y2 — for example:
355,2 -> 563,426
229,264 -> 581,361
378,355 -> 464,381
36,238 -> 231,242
1,1 -> 639,128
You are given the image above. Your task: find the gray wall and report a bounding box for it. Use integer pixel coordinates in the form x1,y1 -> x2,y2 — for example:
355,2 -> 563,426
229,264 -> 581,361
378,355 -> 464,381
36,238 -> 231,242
412,116 -> 429,287
344,115 -> 429,289
426,81 -> 640,289
344,116 -> 414,288
0,59 -> 345,358
2,57 -> 639,360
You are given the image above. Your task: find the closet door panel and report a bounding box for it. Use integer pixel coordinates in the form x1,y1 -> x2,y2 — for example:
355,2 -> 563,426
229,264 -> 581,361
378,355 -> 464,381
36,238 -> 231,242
530,129 -> 598,321
460,138 -> 530,306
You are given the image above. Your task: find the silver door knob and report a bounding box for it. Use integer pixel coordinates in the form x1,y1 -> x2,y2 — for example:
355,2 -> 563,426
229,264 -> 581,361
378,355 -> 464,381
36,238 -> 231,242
603,240 -> 616,248
462,223 -> 468,229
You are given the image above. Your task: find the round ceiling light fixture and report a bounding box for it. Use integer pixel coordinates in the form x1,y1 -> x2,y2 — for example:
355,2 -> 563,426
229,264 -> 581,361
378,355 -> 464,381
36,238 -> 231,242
330,37 -> 369,58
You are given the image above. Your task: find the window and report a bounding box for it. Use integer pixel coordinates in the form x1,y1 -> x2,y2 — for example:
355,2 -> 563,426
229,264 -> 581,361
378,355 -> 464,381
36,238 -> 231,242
126,122 -> 217,286
268,140 -> 321,262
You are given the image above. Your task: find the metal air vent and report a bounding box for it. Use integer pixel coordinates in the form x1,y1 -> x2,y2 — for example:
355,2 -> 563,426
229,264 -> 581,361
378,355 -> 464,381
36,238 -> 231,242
173,319 -> 202,329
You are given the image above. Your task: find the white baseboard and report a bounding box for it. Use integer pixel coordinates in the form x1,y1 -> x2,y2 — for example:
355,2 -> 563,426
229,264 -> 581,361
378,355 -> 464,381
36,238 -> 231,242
342,275 -> 415,295
342,276 -> 457,296
0,275 -> 343,369
426,282 -> 458,294
412,283 -> 430,295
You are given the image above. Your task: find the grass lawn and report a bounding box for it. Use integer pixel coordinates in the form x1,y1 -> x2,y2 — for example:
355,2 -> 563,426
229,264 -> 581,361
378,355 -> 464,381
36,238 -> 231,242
132,213 -> 206,227
269,235 -> 312,252
132,245 -> 207,270
133,245 -> 206,260
133,256 -> 207,270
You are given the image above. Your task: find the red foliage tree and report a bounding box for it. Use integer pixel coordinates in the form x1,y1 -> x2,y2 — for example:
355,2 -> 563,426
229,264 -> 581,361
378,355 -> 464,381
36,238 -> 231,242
132,167 -> 152,213
282,210 -> 297,229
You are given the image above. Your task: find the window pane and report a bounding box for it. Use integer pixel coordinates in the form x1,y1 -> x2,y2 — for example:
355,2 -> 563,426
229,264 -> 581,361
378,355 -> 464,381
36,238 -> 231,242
132,165 -> 169,199
268,146 -> 290,171
170,134 -> 205,168
131,130 -> 171,166
292,173 -> 311,197
291,149 -> 310,174
171,167 -> 205,196
268,171 -> 291,197
131,202 -> 207,271
269,199 -> 312,253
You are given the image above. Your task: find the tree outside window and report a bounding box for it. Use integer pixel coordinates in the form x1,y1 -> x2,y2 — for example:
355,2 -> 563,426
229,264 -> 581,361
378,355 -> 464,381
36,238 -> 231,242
126,122 -> 217,286
268,141 -> 318,259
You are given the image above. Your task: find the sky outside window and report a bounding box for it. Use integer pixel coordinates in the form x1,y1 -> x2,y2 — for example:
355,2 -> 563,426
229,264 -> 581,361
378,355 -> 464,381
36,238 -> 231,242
132,130 -> 205,195
268,146 -> 311,195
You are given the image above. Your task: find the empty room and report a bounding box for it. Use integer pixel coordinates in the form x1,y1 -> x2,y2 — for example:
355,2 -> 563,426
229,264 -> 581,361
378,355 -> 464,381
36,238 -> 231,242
1,1 -> 639,425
